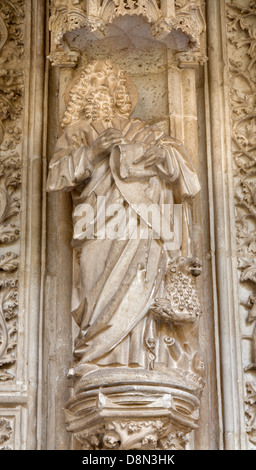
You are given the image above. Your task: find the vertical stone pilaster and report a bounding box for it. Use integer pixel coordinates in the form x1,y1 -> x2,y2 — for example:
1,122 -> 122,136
0,0 -> 48,450
205,0 -> 247,450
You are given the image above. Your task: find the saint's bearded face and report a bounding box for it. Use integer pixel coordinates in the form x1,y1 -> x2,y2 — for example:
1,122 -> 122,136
83,67 -> 132,122
84,88 -> 115,122
61,60 -> 134,128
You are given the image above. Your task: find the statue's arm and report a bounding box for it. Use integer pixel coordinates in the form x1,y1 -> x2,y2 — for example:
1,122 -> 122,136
134,139 -> 180,183
135,131 -> 200,198
47,127 -> 123,192
46,144 -> 95,192
156,139 -> 201,198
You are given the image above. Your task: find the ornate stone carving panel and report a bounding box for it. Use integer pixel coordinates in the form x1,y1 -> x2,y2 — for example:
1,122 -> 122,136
226,0 -> 256,449
245,381 -> 256,445
0,416 -> 14,450
0,0 -> 27,452
0,407 -> 23,450
0,0 -> 237,451
0,0 -> 24,383
0,279 -> 19,382
0,0 -> 250,450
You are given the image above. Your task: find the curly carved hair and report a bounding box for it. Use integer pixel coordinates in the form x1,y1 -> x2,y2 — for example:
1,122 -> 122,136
61,60 -> 132,128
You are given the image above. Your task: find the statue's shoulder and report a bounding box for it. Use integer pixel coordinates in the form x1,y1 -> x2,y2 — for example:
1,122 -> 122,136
60,119 -> 92,137
50,120 -> 92,165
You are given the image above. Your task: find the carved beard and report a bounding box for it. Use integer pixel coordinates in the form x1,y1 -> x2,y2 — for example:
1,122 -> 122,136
115,86 -> 132,117
84,88 -> 115,122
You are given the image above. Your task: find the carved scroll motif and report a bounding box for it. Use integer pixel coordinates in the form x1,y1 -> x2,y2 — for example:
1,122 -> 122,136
226,0 -> 256,448
0,0 -> 24,382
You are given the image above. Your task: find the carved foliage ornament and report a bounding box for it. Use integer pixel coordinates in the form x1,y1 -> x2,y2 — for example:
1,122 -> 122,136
0,0 -> 24,382
226,0 -> 256,447
76,419 -> 189,451
0,417 -> 13,450
49,0 -> 205,53
245,381 -> 256,446
227,1 -> 256,262
0,280 -> 18,382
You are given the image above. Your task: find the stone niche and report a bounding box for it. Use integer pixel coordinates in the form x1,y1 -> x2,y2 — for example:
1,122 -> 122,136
66,15 -> 171,129
2,0 -> 255,451
43,0 -> 214,452
41,0 -> 216,451
35,0 -> 224,452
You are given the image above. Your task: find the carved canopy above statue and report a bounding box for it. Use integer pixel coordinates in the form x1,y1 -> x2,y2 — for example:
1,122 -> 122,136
48,0 -> 206,68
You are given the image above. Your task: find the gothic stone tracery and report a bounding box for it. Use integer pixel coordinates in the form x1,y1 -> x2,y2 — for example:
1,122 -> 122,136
48,0 -> 206,68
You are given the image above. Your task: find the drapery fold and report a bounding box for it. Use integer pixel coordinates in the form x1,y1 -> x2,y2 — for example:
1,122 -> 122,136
47,117 -> 200,366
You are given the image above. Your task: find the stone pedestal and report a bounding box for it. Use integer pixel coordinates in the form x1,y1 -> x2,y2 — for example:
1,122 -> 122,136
66,368 -> 202,450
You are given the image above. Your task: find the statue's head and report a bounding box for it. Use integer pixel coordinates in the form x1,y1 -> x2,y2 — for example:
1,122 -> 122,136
61,60 -> 138,128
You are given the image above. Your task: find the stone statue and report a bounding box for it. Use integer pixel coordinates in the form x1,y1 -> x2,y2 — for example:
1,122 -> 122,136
46,59 -> 203,450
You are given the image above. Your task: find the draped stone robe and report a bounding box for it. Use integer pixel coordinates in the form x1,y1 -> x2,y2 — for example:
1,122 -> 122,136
46,116 -> 200,370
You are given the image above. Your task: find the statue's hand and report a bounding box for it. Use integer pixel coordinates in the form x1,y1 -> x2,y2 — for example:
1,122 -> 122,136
90,128 -> 122,162
134,145 -> 166,168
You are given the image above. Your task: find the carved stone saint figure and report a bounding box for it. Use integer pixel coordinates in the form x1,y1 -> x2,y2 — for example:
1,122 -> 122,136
46,59 -> 201,380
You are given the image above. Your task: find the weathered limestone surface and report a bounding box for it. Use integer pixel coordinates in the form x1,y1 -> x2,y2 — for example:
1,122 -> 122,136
0,0 -> 255,450
0,0 -> 25,450
226,0 -> 256,449
46,56 -> 204,451
45,0 -> 207,451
